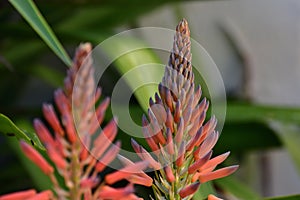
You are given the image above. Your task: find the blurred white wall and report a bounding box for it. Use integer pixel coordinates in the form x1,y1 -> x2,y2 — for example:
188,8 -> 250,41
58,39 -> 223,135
138,0 -> 300,197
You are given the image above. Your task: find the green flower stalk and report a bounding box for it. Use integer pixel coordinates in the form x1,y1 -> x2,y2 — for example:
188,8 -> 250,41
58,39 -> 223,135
131,19 -> 238,200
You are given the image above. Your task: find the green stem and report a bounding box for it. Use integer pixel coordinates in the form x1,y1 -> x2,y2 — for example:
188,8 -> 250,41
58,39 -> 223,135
70,141 -> 81,199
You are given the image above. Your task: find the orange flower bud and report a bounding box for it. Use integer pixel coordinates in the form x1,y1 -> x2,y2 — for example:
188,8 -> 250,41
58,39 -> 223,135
208,194 -> 223,200
20,141 -> 53,175
26,190 -> 53,200
98,184 -> 134,199
164,166 -> 175,183
199,165 -> 239,183
105,161 -> 149,185
42,103 -> 64,136
0,189 -> 36,200
179,182 -> 201,198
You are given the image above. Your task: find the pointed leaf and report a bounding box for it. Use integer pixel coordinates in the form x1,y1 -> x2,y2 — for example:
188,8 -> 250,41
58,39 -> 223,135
100,37 -> 163,111
0,114 -> 45,150
9,0 -> 72,66
215,176 -> 261,200
227,103 -> 300,124
193,182 -> 216,200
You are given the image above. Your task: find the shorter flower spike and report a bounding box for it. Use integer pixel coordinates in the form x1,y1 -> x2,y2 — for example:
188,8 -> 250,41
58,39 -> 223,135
1,43 -> 154,200
20,141 -> 54,175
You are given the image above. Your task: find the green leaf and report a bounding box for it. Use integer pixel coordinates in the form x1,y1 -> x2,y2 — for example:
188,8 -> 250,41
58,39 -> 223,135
226,103 -> 300,124
9,0 -> 72,66
264,194 -> 300,200
102,38 -> 163,111
268,120 -> 300,175
29,64 -> 64,87
193,182 -> 216,200
215,176 -> 261,200
216,122 -> 281,154
0,113 -> 45,150
6,125 -> 51,190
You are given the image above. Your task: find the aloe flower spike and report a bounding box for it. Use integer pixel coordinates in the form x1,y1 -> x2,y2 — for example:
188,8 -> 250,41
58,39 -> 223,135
131,19 -> 238,200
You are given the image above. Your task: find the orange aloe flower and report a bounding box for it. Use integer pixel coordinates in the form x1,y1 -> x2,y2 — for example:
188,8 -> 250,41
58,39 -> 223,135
0,43 -> 151,200
131,19 -> 238,199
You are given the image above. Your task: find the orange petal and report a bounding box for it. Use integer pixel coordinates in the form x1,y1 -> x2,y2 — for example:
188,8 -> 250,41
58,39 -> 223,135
188,150 -> 212,174
20,141 -> 53,175
47,145 -> 67,170
95,141 -> 121,172
33,119 -> 56,147
131,139 -> 161,170
0,189 -> 36,200
165,87 -> 174,113
208,194 -> 223,200
89,97 -> 110,135
165,108 -> 174,133
25,190 -> 53,200
179,182 -> 201,198
174,118 -> 184,144
119,194 -> 142,200
117,155 -> 153,187
126,173 -> 153,187
199,165 -> 239,183
150,102 -> 167,124
164,165 -> 175,183
61,108 -> 77,143
54,89 -> 70,116
200,152 -> 230,172
92,119 -> 118,158
142,116 -> 159,152
186,127 -> 203,151
42,104 -> 64,136
166,127 -> 174,155
197,131 -> 218,159
105,161 -> 149,185
80,177 -> 99,189
174,101 -> 181,123
175,141 -> 186,167
98,184 -> 134,199
80,135 -> 91,161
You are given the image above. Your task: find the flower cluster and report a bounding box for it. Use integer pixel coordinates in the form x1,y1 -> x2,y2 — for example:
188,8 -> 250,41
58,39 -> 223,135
0,19 -> 238,200
0,43 -> 151,200
131,19 -> 238,199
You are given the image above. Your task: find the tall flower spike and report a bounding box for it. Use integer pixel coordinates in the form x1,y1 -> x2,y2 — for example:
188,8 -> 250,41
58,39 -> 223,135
131,19 -> 238,199
0,43 -> 151,200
